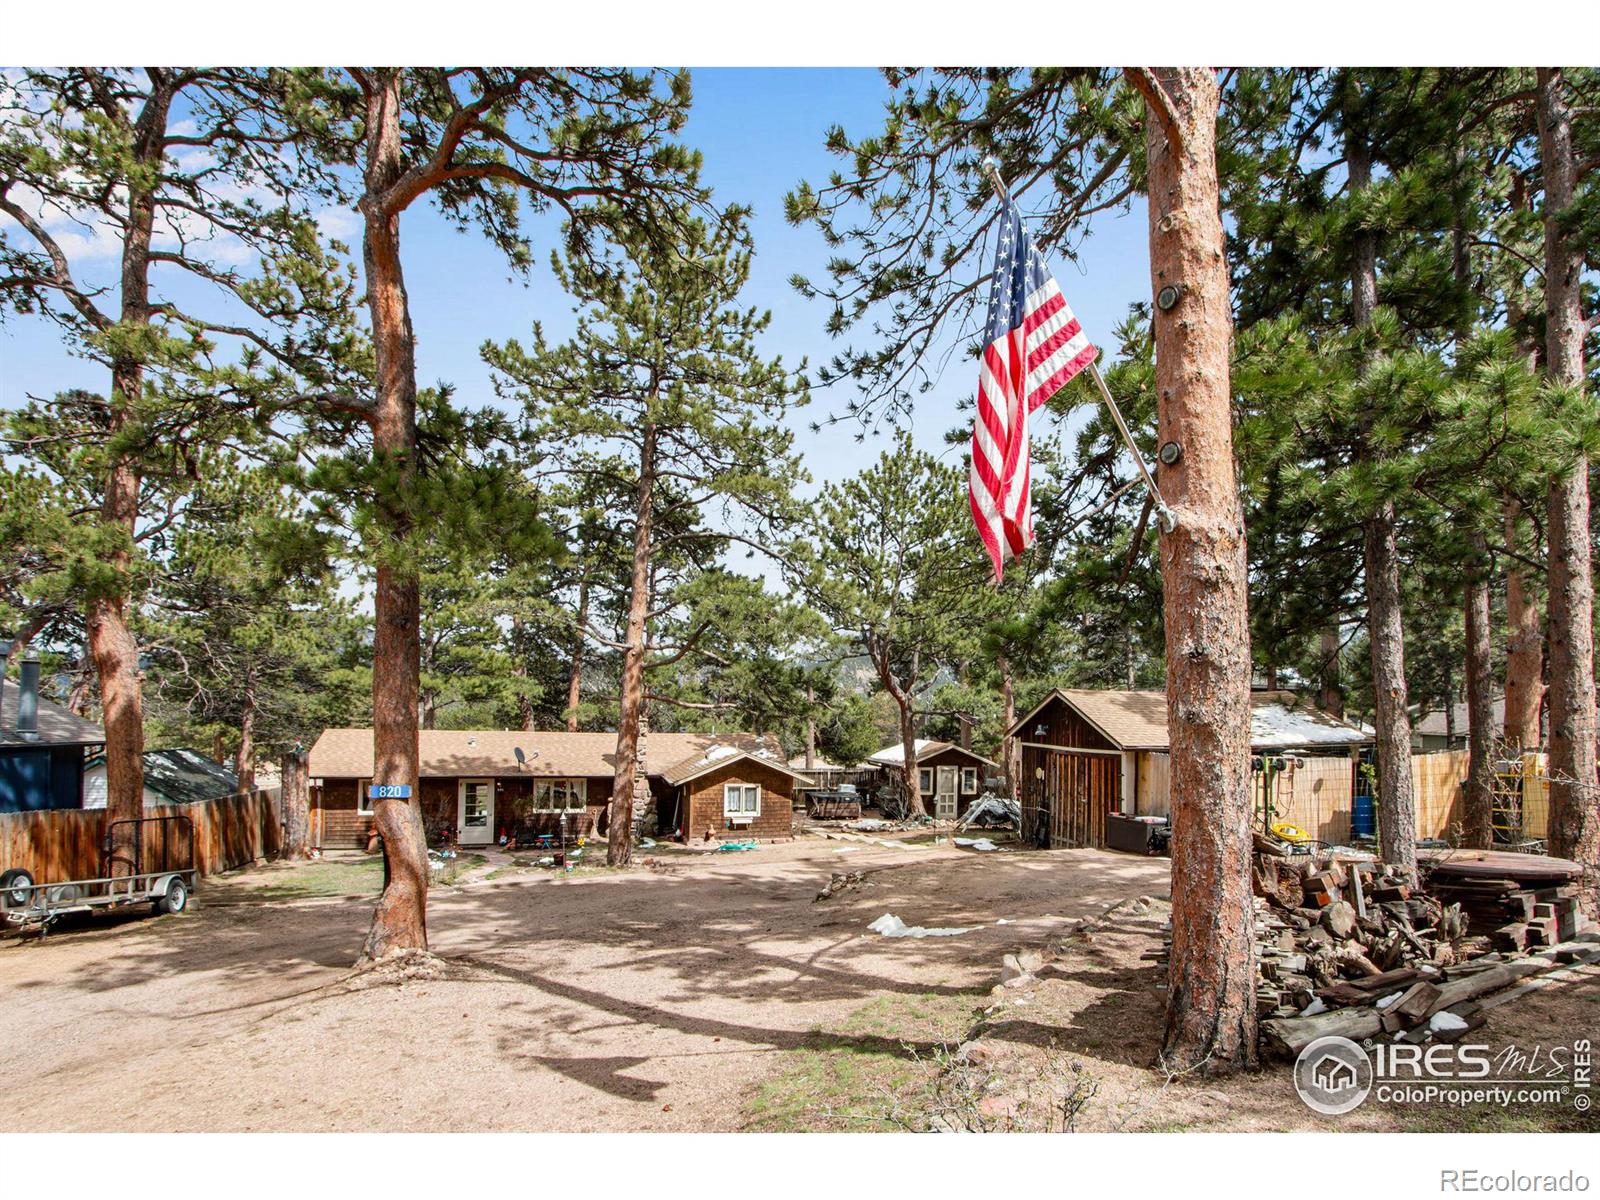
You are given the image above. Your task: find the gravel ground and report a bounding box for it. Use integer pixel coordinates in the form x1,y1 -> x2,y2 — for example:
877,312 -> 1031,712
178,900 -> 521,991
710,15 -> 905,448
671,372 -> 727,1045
6,837 -> 1588,1133
0,837 -> 1167,1132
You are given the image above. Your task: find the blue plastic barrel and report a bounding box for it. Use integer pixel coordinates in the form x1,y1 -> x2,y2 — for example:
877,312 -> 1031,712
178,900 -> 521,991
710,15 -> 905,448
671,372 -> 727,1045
1351,793 -> 1376,838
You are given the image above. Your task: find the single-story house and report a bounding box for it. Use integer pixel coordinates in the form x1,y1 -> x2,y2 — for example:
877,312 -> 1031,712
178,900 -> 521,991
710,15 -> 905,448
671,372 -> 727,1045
83,747 -> 241,809
1410,697 -> 1512,752
864,738 -> 998,820
1007,688 -> 1372,848
306,728 -> 806,849
0,671 -> 105,813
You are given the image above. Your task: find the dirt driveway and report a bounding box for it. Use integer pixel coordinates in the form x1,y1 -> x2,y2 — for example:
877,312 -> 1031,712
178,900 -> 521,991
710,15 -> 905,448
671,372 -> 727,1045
0,838 -> 1167,1132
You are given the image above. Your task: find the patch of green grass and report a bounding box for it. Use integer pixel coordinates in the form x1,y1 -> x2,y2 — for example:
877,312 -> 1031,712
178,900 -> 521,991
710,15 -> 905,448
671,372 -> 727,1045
251,855 -> 386,900
744,992 -> 981,1132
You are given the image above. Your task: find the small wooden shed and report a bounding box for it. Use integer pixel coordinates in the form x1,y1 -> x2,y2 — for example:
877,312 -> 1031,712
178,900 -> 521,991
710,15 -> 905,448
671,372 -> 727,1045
864,739 -> 998,820
1007,689 -> 1371,848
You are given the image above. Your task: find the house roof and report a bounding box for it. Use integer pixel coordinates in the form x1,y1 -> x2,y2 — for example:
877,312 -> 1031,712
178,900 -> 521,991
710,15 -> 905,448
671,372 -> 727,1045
87,747 -> 240,804
1009,688 -> 1371,752
308,727 -> 787,784
866,739 -> 998,768
0,678 -> 105,748
1413,697 -> 1505,739
656,745 -> 808,788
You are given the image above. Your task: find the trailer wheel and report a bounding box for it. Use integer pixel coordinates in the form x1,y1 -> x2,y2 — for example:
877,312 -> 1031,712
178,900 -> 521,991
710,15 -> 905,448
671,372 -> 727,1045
159,877 -> 188,914
0,868 -> 33,907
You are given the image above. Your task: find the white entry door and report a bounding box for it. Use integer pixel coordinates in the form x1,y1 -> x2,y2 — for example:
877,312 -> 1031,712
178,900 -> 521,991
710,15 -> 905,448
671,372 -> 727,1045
457,779 -> 494,846
935,766 -> 959,819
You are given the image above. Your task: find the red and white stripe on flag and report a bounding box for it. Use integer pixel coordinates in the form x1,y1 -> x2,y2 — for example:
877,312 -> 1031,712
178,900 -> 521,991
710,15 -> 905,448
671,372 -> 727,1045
968,275 -> 1097,581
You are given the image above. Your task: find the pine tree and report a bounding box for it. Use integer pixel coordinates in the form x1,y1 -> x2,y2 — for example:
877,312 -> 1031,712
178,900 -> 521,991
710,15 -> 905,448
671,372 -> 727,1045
797,432 -> 994,817
485,202 -> 806,865
0,68 -> 358,867
291,68 -> 704,954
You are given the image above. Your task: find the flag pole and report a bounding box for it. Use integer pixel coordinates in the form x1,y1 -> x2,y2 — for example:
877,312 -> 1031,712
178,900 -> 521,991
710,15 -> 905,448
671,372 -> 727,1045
981,157 -> 1177,534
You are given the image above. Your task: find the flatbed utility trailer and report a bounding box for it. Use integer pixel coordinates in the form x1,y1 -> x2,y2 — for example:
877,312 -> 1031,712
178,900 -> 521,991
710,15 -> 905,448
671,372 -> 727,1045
0,815 -> 196,937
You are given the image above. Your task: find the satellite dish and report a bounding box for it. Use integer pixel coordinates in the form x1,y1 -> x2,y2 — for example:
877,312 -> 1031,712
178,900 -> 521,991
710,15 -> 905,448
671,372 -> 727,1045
514,747 -> 525,764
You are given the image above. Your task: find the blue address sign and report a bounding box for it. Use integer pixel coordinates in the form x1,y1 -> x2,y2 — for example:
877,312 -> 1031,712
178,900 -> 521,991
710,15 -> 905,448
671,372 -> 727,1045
367,784 -> 412,800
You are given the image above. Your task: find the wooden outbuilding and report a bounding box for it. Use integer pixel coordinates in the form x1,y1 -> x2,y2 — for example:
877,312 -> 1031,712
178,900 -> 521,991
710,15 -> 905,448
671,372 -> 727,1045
864,738 -> 998,820
306,728 -> 801,850
1007,689 -> 1371,848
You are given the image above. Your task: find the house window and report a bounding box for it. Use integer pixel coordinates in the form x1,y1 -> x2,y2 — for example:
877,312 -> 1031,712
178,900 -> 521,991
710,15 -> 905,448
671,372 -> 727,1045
357,779 -> 373,815
918,767 -> 933,795
533,778 -> 588,812
724,783 -> 761,818
961,767 -> 978,795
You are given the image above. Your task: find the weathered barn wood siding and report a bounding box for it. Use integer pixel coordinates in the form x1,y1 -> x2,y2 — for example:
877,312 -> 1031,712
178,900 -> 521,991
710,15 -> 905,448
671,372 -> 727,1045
1,788 -> 282,882
1019,695 -> 1118,752
1136,751 -> 1171,816
1020,744 -> 1120,848
681,761 -> 795,841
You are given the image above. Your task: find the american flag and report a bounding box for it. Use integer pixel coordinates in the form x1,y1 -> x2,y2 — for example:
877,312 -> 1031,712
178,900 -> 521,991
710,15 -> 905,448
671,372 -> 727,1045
968,196 -> 1097,581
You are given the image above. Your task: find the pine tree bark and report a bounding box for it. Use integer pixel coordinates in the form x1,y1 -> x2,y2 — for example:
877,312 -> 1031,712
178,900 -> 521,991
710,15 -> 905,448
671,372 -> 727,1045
867,636 -> 927,818
804,684 -> 816,771
1463,537 -> 1496,848
281,750 -> 312,859
1347,107 -> 1418,876
566,570 -> 590,732
998,653 -> 1019,802
609,422 -> 656,866
1318,627 -> 1344,717
1129,67 -> 1256,1074
94,79 -> 176,875
1536,68 -> 1598,882
234,666 -> 257,794
358,71 -> 429,960
1502,496 -> 1544,749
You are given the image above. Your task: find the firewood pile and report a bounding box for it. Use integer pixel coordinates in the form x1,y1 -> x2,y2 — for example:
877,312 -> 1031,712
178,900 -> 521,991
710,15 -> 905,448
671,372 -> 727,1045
1240,842 -> 1596,1058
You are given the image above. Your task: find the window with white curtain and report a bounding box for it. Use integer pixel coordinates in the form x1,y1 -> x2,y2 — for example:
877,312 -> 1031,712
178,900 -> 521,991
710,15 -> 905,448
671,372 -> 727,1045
723,783 -> 761,817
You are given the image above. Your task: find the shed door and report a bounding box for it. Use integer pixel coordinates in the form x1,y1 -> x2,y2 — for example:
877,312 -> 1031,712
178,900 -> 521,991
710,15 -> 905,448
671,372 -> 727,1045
457,779 -> 494,846
935,766 -> 959,819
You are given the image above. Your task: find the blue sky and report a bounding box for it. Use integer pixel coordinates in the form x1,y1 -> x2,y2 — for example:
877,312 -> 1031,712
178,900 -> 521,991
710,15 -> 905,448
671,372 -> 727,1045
0,67 -> 1154,498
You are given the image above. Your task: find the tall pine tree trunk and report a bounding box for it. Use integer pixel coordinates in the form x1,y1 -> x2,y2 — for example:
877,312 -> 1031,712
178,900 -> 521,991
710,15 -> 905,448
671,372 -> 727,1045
1502,496 -> 1544,749
609,423 -> 656,866
868,636 -> 926,818
998,653 -> 1019,802
1130,67 -> 1256,1074
281,750 -> 312,860
804,684 -> 816,771
234,666 -> 257,794
95,82 -> 174,875
566,570 -> 590,732
1463,537 -> 1495,848
1318,627 -> 1344,717
359,70 -> 429,961
1347,111 -> 1418,875
1536,68 -> 1598,883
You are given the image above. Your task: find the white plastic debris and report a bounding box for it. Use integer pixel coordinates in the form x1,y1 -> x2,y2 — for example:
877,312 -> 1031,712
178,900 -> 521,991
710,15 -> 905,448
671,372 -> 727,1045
639,838 -> 656,849
1429,1011 -> 1469,1033
996,918 -> 1013,925
1300,997 -> 1328,1016
953,837 -> 998,852
1375,991 -> 1405,1009
867,913 -> 977,939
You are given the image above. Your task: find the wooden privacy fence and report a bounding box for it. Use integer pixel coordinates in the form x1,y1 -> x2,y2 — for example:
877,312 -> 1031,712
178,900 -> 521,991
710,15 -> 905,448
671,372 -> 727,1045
0,787 -> 282,882
1412,750 -> 1549,842
1135,749 -> 1550,846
